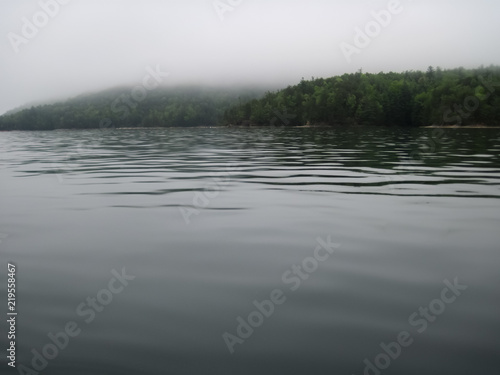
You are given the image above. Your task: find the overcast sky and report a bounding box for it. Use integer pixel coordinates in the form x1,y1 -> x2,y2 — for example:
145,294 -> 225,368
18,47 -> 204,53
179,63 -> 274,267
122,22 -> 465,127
1,0 -> 500,114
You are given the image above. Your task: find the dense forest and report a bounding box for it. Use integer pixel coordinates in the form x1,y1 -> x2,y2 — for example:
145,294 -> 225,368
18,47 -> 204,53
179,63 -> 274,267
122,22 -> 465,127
1,66 -> 499,131
224,66 -> 500,127
0,86 -> 263,131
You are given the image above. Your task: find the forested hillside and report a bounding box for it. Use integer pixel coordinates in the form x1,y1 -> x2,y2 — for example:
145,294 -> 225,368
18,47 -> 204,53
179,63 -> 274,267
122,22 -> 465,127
224,66 -> 500,127
0,86 -> 263,131
1,66 -> 499,131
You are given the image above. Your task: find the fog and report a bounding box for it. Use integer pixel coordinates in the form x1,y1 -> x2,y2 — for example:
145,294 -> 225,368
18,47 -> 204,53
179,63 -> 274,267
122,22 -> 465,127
1,0 -> 500,114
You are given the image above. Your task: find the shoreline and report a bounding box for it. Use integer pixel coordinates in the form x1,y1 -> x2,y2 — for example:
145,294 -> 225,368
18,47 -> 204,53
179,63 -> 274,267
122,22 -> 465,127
422,125 -> 500,129
2,124 -> 500,132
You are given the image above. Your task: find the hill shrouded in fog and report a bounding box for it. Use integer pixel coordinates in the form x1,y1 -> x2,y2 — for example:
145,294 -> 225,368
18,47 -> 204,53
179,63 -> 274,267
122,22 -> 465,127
1,66 -> 499,131
0,86 -> 265,131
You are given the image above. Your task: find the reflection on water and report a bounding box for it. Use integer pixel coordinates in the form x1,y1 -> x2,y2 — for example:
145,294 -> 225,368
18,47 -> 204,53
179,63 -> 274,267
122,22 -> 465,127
0,127 -> 499,375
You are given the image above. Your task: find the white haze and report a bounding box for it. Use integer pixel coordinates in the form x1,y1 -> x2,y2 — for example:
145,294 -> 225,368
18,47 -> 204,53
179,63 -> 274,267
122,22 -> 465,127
1,0 -> 500,114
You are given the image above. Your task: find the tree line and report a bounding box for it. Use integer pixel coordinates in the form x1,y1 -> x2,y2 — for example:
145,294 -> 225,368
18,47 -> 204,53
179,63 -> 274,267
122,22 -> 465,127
223,66 -> 500,127
0,86 -> 262,131
1,66 -> 499,131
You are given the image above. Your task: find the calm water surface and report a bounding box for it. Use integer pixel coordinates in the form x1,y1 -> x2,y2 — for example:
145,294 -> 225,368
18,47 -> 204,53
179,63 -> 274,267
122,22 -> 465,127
1,127 -> 499,375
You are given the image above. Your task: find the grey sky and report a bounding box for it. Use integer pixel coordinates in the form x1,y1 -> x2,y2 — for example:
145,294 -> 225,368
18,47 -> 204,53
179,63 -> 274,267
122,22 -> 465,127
1,0 -> 499,114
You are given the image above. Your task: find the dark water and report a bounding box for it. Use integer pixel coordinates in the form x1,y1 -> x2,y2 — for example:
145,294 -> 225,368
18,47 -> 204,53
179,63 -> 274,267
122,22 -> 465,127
1,127 -> 499,375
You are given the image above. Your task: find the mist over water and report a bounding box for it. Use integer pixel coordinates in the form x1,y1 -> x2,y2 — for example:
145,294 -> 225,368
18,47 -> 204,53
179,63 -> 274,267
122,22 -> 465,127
1,127 -> 499,374
2,0 -> 500,114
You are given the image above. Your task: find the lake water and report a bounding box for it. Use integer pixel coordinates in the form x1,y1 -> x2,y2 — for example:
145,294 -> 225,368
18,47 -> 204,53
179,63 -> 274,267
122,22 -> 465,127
1,127 -> 499,375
